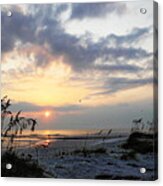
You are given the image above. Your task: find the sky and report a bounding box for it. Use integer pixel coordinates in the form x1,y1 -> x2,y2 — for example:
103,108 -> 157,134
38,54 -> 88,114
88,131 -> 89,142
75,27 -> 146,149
1,1 -> 155,130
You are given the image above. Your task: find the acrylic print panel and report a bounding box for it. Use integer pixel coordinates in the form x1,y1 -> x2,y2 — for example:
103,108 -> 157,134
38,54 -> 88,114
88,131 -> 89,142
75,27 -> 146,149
1,1 -> 158,180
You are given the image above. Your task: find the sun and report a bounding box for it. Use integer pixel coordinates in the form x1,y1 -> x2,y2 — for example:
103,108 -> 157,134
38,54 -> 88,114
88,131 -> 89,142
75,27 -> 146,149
44,111 -> 50,117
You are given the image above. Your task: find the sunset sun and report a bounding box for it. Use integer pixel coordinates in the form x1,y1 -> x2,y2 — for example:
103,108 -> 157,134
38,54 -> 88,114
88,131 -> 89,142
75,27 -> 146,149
44,111 -> 50,118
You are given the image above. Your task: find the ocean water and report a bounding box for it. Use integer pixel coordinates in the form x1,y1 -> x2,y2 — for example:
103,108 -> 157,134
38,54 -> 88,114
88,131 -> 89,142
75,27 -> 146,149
2,128 -> 130,149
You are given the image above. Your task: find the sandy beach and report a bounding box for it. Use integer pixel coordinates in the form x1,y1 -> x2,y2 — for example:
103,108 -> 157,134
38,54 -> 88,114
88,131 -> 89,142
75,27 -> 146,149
10,131 -> 156,180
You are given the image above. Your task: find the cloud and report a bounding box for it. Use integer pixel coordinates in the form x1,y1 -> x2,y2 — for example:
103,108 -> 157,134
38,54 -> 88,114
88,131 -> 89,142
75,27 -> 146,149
70,3 -> 127,20
38,25 -> 151,71
104,27 -> 151,46
1,4 -> 63,53
10,102 -> 42,112
1,10 -> 35,52
10,101 -> 87,113
54,104 -> 87,112
94,64 -> 143,72
91,77 -> 153,96
1,4 -> 152,74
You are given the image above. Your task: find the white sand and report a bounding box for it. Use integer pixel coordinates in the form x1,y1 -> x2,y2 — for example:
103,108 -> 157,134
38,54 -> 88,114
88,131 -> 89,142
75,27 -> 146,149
14,136 -> 156,180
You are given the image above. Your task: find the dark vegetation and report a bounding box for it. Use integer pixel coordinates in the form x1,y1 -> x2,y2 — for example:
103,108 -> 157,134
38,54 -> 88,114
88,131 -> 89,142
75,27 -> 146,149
1,96 -> 37,151
120,150 -> 137,160
122,131 -> 158,154
122,118 -> 158,154
1,151 -> 45,177
73,147 -> 107,156
1,96 -> 45,177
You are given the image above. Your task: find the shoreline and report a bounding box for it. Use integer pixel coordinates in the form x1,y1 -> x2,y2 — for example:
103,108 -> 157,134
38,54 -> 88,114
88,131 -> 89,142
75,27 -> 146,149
2,132 -> 157,180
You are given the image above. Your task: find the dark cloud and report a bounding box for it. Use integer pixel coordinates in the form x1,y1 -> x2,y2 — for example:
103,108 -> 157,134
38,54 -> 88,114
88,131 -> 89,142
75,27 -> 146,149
104,27 -> 151,46
70,3 -> 126,20
94,64 -> 143,72
60,45 -> 150,71
1,4 -> 151,74
34,52 -> 52,67
38,23 -> 150,71
55,4 -> 69,15
54,104 -> 87,112
10,102 -> 42,112
11,101 -> 87,113
99,47 -> 151,61
1,10 -> 35,52
1,4 -> 64,53
91,77 -> 153,96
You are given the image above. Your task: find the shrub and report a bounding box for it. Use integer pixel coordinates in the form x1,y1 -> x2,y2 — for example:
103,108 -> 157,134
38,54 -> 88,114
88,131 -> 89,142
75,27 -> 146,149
1,151 -> 45,177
